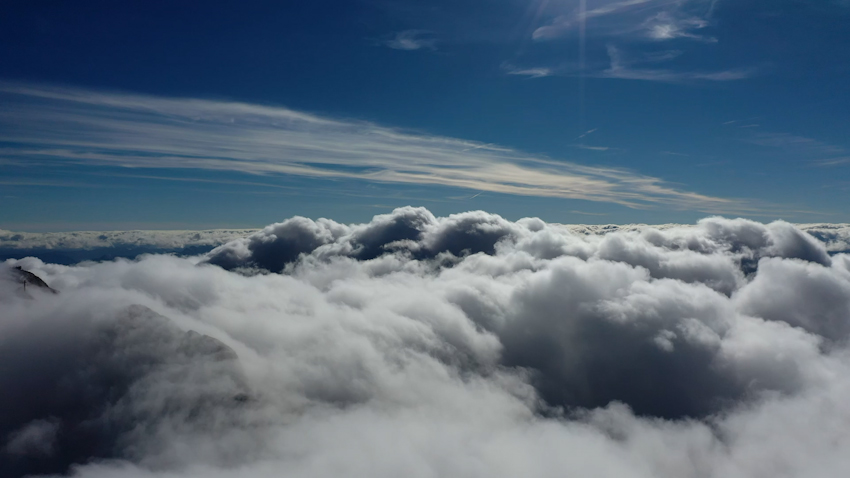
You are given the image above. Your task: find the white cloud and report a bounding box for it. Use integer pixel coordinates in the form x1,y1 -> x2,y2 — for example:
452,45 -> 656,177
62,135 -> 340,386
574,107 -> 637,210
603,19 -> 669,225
504,65 -> 554,78
816,157 -> 850,167
642,12 -> 717,42
532,0 -> 656,40
577,128 -> 598,139
525,0 -> 744,85
532,0 -> 716,42
0,83 -> 743,212
385,30 -> 437,50
0,229 -> 256,251
602,45 -> 756,82
576,144 -> 611,151
745,133 -> 846,156
502,46 -> 753,85
4,208 -> 850,477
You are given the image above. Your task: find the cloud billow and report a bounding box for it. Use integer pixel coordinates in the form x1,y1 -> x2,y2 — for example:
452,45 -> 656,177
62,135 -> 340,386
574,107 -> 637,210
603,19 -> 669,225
3,208 -> 850,477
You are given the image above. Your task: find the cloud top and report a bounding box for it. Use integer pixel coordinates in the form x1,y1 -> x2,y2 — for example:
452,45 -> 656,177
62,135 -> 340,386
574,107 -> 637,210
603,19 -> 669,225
3,208 -> 850,477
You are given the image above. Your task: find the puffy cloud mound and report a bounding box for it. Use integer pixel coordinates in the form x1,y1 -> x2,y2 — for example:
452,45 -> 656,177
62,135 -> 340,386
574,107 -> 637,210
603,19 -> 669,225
3,208 -> 850,478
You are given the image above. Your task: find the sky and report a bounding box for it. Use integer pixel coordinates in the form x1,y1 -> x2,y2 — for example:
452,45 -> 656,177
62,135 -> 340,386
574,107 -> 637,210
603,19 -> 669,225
1,0 -> 849,230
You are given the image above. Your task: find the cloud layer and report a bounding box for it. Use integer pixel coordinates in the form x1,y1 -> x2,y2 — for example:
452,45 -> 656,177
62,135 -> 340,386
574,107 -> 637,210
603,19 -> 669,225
0,228 -> 258,265
3,207 -> 850,477
0,229 -> 255,251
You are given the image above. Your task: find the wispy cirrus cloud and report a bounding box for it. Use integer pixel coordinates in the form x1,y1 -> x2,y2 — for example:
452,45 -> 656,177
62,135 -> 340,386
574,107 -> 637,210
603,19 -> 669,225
385,30 -> 437,51
577,128 -> 598,139
520,0 -> 746,85
532,0 -> 716,42
502,64 -> 554,78
744,132 -> 844,152
533,0 -> 655,40
601,45 -> 756,82
575,144 -> 611,151
502,46 -> 755,83
0,83 -> 746,212
742,131 -> 846,162
733,128 -> 848,166
642,12 -> 717,42
815,157 -> 850,167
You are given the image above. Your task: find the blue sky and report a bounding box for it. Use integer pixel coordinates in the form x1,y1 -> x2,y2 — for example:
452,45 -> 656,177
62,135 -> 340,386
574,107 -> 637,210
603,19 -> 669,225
1,0 -> 849,230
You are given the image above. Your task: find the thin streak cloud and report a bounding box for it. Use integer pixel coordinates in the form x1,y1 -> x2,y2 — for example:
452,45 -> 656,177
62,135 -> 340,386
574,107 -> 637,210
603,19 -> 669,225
532,0 -> 716,42
504,65 -> 554,78
533,0 -> 655,40
602,45 -> 756,82
815,157 -> 850,167
0,83 -> 743,212
576,144 -> 610,151
385,30 -> 437,51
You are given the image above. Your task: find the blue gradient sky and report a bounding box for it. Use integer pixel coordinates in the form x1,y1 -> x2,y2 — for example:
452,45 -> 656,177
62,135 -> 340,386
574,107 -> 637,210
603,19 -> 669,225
1,0 -> 849,230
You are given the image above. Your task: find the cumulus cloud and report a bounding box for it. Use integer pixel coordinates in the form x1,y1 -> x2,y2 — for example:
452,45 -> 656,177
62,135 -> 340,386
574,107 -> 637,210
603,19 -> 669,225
3,208 -> 850,477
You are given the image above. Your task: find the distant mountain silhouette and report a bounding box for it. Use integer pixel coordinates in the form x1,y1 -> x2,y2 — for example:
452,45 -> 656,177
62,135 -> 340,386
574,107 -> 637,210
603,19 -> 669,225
4,266 -> 58,297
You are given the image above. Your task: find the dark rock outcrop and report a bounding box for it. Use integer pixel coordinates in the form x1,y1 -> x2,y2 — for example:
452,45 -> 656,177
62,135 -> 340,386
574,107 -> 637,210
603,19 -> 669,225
3,266 -> 58,297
